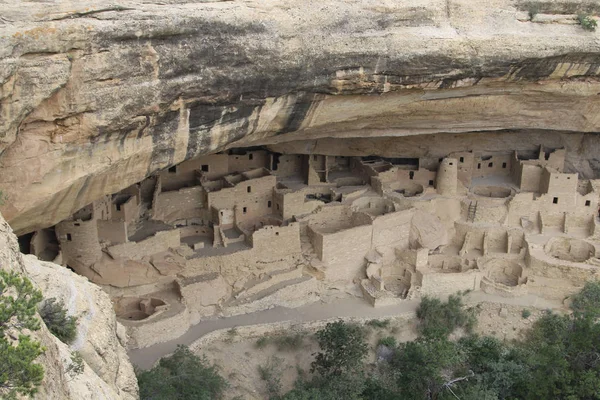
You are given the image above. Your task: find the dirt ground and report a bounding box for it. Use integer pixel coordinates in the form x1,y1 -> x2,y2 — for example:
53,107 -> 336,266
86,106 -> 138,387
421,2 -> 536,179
196,301 -> 553,400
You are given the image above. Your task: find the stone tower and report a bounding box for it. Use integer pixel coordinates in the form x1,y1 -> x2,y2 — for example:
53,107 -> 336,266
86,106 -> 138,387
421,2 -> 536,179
436,158 -> 458,196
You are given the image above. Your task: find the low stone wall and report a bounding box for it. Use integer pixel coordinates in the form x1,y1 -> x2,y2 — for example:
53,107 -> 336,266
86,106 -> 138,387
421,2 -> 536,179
125,306 -> 192,349
108,230 -> 180,260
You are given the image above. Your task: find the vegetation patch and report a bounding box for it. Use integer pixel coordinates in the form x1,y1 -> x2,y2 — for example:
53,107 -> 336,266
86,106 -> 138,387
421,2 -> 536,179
578,14 -> 598,31
0,270 -> 44,399
137,345 -> 228,400
39,298 -> 78,344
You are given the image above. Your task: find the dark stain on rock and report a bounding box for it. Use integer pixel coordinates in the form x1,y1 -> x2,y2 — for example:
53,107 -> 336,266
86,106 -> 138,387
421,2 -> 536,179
278,96 -> 314,135
146,110 -> 179,175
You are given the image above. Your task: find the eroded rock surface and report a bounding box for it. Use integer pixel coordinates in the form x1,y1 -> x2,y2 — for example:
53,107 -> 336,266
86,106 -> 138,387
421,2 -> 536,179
0,212 -> 138,399
1,0 -> 600,234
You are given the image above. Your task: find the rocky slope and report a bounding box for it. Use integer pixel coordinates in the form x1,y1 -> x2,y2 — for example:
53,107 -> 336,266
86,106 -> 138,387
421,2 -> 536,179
1,0 -> 600,233
0,212 -> 138,399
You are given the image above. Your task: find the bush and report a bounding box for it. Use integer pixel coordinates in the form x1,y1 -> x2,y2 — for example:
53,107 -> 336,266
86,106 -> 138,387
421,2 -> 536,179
578,14 -> 598,31
366,319 -> 390,329
274,333 -> 304,351
312,320 -> 368,377
521,309 -> 531,319
377,336 -> 397,348
0,270 -> 44,398
258,356 -> 283,399
137,345 -> 228,400
39,298 -> 78,344
255,336 -> 269,349
571,280 -> 600,316
416,294 -> 476,338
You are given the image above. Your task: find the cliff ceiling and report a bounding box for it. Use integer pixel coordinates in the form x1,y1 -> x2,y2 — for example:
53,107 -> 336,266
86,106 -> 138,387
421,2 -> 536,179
1,0 -> 600,234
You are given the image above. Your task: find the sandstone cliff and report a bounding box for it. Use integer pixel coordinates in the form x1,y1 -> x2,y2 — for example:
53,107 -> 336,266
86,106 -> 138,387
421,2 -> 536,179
1,0 -> 600,233
0,212 -> 138,399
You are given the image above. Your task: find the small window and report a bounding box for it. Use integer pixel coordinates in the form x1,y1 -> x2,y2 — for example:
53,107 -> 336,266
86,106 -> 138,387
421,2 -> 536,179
220,211 -> 223,216
567,177 -> 571,180
449,162 -> 453,166
201,165 -> 209,172
74,223 -> 80,227
313,155 -> 317,160
459,157 -> 464,163
277,204 -> 280,210
168,165 -> 177,173
268,200 -> 272,208
409,171 -> 414,180
66,233 -> 72,241
243,207 -> 247,214
477,163 -> 481,169
553,197 -> 558,204
429,180 -> 434,186
502,162 -> 507,168
247,186 -> 251,193
116,204 -> 121,211
586,200 -> 591,207
275,232 -> 279,236
439,158 -> 443,162
488,162 -> 493,168
249,154 -> 253,160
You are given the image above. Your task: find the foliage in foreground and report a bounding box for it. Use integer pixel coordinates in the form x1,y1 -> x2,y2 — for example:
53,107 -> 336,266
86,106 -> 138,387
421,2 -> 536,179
39,298 -> 78,344
137,345 -> 228,400
279,282 -> 600,400
0,270 -> 45,399
578,14 -> 598,31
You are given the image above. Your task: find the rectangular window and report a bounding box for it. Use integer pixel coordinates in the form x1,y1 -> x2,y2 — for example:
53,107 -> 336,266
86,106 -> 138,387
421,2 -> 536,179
429,180 -> 434,186
553,197 -> 558,204
488,162 -> 493,168
268,201 -> 272,208
243,207 -> 247,214
502,162 -> 507,168
409,171 -> 414,180
586,200 -> 591,206
66,233 -> 72,241
247,186 -> 251,193
477,163 -> 481,169
116,204 -> 121,211
201,165 -> 209,172
249,154 -> 253,160
459,157 -> 464,163
168,166 -> 177,173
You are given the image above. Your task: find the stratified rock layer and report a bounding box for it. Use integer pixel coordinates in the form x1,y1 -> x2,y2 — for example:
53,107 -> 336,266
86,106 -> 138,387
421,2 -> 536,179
1,0 -> 600,233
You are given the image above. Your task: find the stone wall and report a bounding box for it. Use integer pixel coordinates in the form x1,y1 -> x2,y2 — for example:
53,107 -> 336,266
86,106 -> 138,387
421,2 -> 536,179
320,224 -> 373,282
154,186 -> 206,223
97,219 -> 128,245
56,218 -> 102,269
108,230 -> 180,260
250,223 -> 301,258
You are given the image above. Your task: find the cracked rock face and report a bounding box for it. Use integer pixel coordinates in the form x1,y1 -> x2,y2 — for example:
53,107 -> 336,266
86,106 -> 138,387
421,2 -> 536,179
0,212 -> 138,399
1,0 -> 600,234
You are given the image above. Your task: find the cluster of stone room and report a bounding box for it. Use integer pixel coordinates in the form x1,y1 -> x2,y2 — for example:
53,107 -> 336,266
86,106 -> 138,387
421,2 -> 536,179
23,145 -> 600,347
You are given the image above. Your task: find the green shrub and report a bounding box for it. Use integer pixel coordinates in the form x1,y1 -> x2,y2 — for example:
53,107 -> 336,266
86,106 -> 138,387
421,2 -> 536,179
255,336 -> 269,349
521,309 -> 531,319
312,320 -> 368,377
378,336 -> 397,348
578,14 -> 597,31
366,319 -> 390,329
416,294 -> 476,338
66,351 -> 85,378
137,345 -> 228,400
39,298 -> 78,344
258,356 -> 283,398
571,280 -> 600,316
0,270 -> 45,398
274,333 -> 304,351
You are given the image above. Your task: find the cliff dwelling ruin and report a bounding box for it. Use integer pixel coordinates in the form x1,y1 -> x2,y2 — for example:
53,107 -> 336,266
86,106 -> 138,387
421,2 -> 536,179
16,144 -> 600,348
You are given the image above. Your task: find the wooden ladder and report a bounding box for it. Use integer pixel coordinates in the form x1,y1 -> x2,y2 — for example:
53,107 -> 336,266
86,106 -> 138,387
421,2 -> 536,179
468,201 -> 477,222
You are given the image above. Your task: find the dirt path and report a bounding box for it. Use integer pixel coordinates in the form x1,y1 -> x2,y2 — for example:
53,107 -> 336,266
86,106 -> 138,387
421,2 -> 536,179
128,292 -> 562,369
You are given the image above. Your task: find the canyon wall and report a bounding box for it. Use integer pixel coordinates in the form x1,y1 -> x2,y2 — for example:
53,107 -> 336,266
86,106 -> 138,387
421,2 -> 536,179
0,212 -> 138,399
1,0 -> 600,234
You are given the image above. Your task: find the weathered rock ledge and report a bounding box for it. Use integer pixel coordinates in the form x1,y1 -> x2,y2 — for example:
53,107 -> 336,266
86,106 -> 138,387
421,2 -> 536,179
1,0 -> 600,233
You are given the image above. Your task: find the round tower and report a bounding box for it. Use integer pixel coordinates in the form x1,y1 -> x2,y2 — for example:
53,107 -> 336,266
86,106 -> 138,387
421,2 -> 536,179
436,158 -> 458,196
